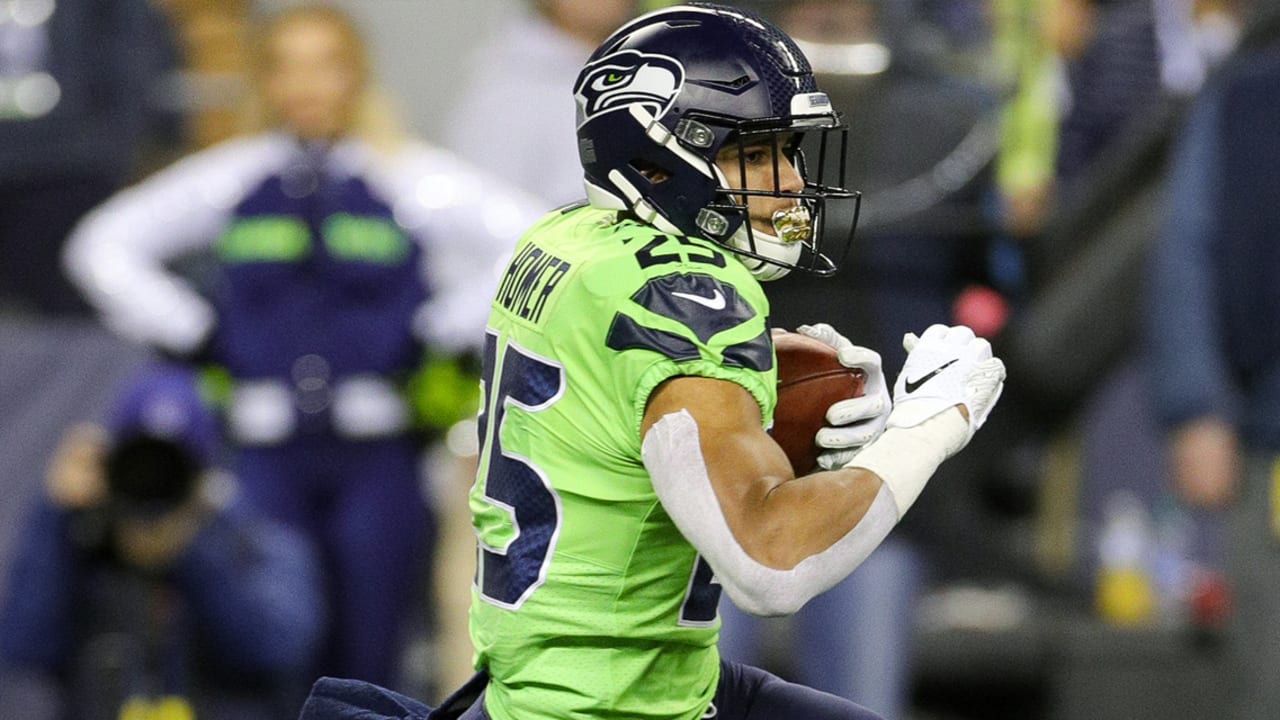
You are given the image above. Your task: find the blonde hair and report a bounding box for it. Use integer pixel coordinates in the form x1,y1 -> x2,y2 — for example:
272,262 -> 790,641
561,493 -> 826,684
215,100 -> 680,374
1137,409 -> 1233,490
240,3 -> 409,155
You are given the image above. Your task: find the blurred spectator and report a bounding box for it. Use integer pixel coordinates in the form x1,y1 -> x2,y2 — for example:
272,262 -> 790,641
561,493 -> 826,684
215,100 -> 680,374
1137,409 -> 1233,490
1012,0 -> 1244,598
1146,8 -> 1280,717
1053,0 -> 1163,189
445,0 -> 639,206
0,0 -> 179,315
63,3 -> 539,690
1004,0 -> 1168,602
153,0 -> 256,150
0,362 -> 324,720
992,0 -> 1059,240
995,0 -> 1229,281
715,2 -> 1013,718
992,4 -> 1248,619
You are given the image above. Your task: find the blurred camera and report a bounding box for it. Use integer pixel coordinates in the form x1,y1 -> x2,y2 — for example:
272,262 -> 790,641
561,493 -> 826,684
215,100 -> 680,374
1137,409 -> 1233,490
103,434 -> 201,518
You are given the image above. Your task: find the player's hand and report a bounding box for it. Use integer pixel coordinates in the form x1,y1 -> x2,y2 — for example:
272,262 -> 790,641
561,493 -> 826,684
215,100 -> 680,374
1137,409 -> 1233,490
796,323 -> 892,470
889,324 -> 1005,441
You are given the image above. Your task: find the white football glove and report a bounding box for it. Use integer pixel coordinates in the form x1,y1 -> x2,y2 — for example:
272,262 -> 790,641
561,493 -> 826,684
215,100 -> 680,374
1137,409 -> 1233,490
796,323 -> 892,470
889,324 -> 1005,444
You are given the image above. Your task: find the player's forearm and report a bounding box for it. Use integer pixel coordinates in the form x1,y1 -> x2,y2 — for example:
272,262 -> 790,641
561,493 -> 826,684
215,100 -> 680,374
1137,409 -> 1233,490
727,465 -> 884,570
644,409 -> 901,616
730,408 -> 967,565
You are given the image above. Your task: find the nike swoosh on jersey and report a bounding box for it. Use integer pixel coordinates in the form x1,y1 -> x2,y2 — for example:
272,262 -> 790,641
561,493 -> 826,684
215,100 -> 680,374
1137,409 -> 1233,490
903,358 -> 959,393
670,289 -> 727,310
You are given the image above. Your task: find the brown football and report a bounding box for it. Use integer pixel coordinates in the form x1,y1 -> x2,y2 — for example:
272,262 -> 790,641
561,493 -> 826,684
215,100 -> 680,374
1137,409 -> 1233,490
772,330 -> 866,476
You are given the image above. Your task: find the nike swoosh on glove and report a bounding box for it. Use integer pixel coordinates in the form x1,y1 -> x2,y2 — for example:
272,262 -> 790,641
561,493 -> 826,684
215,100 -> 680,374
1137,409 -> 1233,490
796,323 -> 893,470
890,324 -> 1005,445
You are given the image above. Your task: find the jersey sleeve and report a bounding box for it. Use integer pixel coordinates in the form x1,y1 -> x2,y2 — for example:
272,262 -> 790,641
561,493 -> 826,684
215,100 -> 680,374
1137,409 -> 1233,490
578,230 -> 777,438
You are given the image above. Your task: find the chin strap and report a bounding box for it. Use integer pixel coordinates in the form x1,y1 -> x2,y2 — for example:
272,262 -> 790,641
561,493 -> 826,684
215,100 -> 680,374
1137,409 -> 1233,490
728,225 -> 794,281
721,204 -> 812,282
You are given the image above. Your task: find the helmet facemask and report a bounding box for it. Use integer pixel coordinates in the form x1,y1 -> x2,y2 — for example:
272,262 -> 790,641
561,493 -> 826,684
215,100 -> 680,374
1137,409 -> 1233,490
696,116 -> 862,281
573,4 -> 864,280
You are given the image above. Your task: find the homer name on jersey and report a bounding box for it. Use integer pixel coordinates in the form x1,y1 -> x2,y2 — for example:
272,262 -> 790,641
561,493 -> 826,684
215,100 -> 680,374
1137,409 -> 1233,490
496,241 -> 572,324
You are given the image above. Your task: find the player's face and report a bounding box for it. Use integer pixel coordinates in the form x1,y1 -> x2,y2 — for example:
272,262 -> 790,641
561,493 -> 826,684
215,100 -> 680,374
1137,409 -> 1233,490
263,17 -> 363,141
714,137 -> 805,237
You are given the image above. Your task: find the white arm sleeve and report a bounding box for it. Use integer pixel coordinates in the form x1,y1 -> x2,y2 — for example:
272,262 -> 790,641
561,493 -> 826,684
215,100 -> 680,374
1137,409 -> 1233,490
63,135 -> 286,355
846,409 -> 969,517
641,409 -> 900,617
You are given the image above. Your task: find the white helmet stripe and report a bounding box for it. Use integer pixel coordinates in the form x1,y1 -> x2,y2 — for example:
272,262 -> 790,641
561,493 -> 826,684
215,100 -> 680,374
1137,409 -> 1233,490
629,105 -> 715,179
607,169 -> 683,235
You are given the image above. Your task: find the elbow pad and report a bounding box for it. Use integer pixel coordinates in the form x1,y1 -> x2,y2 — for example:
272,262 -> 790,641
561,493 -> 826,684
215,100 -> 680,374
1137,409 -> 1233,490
642,410 -> 899,617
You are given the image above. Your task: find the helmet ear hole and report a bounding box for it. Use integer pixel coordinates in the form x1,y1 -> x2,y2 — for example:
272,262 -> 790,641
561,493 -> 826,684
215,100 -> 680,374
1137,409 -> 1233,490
630,159 -> 672,184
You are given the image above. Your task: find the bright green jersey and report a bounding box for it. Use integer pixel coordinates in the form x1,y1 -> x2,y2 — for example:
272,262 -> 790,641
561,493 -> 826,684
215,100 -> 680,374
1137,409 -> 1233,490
469,205 -> 778,720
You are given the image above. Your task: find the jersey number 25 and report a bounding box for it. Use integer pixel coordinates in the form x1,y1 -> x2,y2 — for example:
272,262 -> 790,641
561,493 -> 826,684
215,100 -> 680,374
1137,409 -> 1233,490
473,330 -> 722,624
473,330 -> 565,609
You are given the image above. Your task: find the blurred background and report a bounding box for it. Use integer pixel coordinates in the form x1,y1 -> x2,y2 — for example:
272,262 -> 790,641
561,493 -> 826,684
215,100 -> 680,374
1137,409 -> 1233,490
1,0 -> 1275,718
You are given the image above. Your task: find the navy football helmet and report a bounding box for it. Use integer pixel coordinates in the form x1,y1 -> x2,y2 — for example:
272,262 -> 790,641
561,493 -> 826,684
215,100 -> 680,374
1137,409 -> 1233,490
574,2 -> 860,280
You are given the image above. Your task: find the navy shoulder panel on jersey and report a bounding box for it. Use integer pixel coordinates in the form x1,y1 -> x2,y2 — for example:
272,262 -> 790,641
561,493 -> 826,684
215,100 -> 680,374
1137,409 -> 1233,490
605,312 -> 702,361
721,328 -> 774,372
629,272 -> 755,343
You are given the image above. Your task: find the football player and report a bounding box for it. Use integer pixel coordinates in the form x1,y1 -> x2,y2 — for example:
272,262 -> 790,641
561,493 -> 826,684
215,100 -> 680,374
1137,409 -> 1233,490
302,3 -> 1006,719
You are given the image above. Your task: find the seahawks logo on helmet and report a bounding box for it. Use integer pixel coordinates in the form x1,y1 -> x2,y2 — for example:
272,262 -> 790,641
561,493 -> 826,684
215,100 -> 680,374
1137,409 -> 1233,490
575,50 -> 685,128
